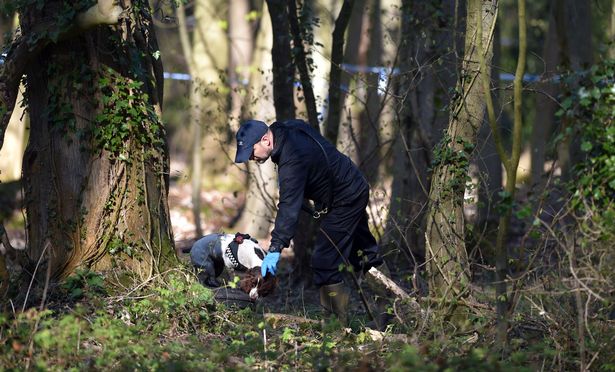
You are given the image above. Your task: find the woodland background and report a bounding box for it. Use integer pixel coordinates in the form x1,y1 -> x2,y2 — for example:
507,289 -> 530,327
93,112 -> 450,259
0,0 -> 613,370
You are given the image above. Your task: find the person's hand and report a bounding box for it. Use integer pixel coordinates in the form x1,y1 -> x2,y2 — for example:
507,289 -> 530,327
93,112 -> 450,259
261,252 -> 281,277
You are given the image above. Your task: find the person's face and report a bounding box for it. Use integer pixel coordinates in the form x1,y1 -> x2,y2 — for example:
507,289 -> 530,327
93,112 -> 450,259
250,134 -> 272,164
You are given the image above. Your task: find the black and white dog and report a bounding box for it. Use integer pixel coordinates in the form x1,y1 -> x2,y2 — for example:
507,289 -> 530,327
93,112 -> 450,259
188,232 -> 277,300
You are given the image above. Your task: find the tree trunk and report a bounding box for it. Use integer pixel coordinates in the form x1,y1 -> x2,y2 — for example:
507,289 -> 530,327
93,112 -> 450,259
189,89 -> 204,237
0,4 -> 14,44
324,0 -> 354,145
20,0 -> 174,284
479,0 -> 526,349
192,0 -> 229,236
610,0 -> 615,59
425,0 -> 497,304
266,0 -> 294,121
386,0 -> 436,269
177,1 -> 202,238
476,22 -> 503,227
530,0 -> 561,187
332,0 -> 364,163
228,0 -> 254,132
557,0 -> 593,180
0,12 -> 25,183
288,0 -> 319,129
235,2 -> 278,237
386,0 -> 459,272
307,2 -> 334,130
356,0 -> 382,185
286,0 -> 327,284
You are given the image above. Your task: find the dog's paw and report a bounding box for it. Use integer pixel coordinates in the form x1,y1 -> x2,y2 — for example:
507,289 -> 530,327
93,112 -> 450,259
204,278 -> 222,288
197,272 -> 221,288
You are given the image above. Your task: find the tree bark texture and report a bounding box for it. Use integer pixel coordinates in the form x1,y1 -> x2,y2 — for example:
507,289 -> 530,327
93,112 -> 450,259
425,0 -> 497,301
267,0 -> 317,284
476,21 -> 503,227
19,0 -> 174,283
356,0 -> 383,185
557,0 -> 593,179
386,0 -> 459,270
235,2 -> 277,237
332,0 -> 364,163
228,0 -> 254,132
177,1 -> 203,238
324,0 -> 354,145
266,0 -> 294,122
177,0 -> 229,238
288,0 -> 319,129
530,0 -> 561,187
610,0 -> 615,59
479,0 -> 524,348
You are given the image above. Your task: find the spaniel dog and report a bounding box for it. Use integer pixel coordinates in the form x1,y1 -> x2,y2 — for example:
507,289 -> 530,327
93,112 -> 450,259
187,233 -> 277,300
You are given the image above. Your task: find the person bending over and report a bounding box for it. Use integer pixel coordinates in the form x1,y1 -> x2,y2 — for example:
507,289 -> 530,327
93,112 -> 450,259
234,119 -> 389,325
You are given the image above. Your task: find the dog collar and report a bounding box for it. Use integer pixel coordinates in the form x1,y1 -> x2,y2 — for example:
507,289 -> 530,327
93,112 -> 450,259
224,239 -> 248,271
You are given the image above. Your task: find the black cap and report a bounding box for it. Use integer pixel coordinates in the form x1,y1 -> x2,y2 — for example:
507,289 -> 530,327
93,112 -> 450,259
235,120 -> 268,163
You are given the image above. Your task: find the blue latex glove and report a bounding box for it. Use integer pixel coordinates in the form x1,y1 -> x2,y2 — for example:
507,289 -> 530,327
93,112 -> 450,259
261,252 -> 281,277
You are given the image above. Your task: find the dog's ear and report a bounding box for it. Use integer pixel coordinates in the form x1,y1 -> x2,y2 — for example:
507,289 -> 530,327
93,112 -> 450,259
257,272 -> 278,297
239,268 -> 260,294
238,268 -> 278,298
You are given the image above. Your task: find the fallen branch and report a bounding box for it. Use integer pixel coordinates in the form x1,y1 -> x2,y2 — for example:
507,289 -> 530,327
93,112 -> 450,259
367,266 -> 412,300
264,312 -> 320,326
366,266 -> 424,321
364,328 -> 416,343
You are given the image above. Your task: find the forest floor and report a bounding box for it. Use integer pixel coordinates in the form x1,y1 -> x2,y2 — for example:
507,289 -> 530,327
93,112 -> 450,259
0,174 -> 363,313
0,172 -> 471,323
2,174 -> 608,370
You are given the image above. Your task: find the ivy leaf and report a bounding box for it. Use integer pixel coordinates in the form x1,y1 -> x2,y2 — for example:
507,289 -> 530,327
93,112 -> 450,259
581,141 -> 593,152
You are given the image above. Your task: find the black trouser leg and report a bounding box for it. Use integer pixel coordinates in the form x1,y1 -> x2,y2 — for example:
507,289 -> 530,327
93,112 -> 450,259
311,190 -> 383,287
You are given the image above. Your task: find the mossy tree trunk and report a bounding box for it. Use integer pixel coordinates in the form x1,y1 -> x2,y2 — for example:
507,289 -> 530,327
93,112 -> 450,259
19,0 -> 175,284
425,0 -> 498,307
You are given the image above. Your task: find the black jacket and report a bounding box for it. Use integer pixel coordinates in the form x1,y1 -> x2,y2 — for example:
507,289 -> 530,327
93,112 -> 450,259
269,119 -> 368,251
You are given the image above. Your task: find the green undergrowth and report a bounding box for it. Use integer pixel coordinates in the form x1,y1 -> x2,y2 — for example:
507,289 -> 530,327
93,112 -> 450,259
0,269 -> 572,371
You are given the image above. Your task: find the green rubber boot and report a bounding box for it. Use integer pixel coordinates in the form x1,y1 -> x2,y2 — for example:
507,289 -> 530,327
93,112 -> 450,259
319,282 -> 350,326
